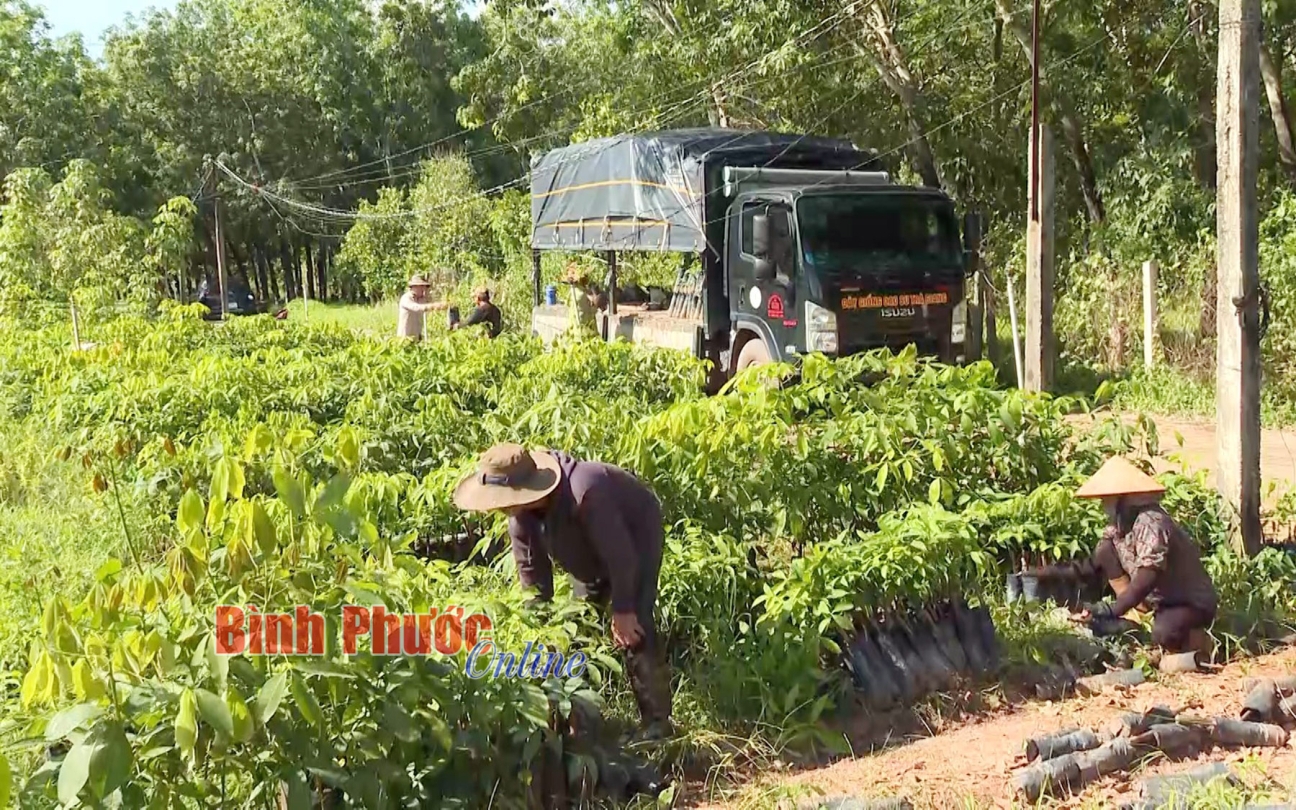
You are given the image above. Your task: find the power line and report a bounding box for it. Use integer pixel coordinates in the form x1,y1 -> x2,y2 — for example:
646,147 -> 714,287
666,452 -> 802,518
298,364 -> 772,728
287,2 -> 864,188
222,0 -> 1032,241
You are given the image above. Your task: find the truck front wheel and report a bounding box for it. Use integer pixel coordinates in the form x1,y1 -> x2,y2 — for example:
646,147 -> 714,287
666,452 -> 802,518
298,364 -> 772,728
734,337 -> 771,373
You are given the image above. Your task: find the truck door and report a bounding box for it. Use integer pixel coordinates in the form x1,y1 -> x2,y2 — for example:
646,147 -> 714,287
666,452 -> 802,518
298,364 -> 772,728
727,199 -> 799,361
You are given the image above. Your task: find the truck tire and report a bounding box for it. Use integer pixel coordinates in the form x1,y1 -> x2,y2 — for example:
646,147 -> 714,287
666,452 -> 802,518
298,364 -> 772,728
734,336 -> 771,373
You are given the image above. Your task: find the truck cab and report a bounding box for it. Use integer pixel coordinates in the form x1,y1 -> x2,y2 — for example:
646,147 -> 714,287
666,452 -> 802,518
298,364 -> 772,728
722,168 -> 969,371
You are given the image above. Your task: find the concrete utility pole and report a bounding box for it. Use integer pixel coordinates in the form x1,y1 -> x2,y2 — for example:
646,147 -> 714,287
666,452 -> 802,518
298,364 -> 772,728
1216,0 -> 1264,555
1143,260 -> 1159,369
214,194 -> 229,322
1024,125 -> 1056,392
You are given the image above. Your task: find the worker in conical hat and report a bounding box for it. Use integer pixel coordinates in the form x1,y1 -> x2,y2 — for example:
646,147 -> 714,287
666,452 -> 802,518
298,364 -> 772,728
1032,457 -> 1217,661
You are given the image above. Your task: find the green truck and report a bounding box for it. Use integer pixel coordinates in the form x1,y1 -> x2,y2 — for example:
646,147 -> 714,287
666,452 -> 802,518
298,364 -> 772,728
528,128 -> 980,385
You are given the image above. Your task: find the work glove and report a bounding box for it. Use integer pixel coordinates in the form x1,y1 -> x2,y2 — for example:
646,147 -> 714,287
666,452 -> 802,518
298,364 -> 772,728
1083,601 -> 1114,619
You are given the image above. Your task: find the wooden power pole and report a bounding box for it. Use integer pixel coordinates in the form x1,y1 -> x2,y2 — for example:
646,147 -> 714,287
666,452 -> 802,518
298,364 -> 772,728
1023,0 -> 1055,392
1024,124 -> 1055,392
1216,0 -> 1264,555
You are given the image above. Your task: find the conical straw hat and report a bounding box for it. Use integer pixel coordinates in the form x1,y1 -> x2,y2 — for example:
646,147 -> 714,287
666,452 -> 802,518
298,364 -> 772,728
1075,456 -> 1165,499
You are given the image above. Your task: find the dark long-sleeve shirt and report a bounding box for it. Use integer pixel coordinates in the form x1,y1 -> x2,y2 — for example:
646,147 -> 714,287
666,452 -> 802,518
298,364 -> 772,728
1044,505 -> 1217,616
462,301 -> 502,338
507,451 -> 663,613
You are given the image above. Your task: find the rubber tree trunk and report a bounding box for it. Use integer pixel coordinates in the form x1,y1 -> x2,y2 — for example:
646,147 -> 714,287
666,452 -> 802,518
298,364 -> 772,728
280,237 -> 297,300
994,0 -> 1105,223
1260,43 -> 1296,185
316,241 -> 329,302
264,243 -> 281,303
853,1 -> 943,188
303,240 -> 316,303
1189,0 -> 1217,191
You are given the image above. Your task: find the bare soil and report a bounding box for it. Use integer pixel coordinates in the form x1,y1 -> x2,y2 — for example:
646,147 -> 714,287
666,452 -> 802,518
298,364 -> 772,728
692,646 -> 1296,809
684,411 -> 1296,809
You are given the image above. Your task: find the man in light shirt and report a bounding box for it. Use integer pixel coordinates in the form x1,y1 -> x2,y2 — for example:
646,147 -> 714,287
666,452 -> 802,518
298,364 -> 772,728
396,275 -> 447,341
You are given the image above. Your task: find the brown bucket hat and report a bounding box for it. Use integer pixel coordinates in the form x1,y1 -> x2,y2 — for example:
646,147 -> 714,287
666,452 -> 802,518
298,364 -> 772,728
562,263 -> 588,285
408,275 -> 431,288
452,443 -> 562,512
1075,456 -> 1166,499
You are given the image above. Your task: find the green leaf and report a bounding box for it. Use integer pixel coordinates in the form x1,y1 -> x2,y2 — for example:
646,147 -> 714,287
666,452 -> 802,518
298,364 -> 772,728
291,672 -> 324,728
94,558 -> 122,582
57,732 -> 93,806
283,770 -> 311,810
254,672 -> 289,725
0,753 -> 11,807
383,702 -> 418,743
206,494 -> 226,533
175,688 -> 198,759
314,472 -> 352,514
228,688 -> 254,743
46,702 -> 104,740
228,459 -> 246,500
336,426 -> 360,468
250,502 -> 277,556
206,633 -> 229,690
210,459 -> 230,503
244,424 -> 274,458
196,688 -> 235,738
273,464 -> 307,518
177,489 -> 203,535
86,720 -> 131,799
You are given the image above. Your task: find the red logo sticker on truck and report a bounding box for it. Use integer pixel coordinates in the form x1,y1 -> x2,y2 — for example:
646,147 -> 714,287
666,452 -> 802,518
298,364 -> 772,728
767,294 -> 785,319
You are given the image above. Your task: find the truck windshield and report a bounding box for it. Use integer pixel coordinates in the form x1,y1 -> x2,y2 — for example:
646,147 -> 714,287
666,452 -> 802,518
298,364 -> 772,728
796,194 -> 960,279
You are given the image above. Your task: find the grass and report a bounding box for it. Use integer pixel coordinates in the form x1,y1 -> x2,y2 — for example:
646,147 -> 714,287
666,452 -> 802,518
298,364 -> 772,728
283,298 -> 395,335
0,424 -> 157,671
1109,365 -> 1296,428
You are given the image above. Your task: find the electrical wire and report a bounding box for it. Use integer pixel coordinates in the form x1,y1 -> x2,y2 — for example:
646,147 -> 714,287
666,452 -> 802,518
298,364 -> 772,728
222,0 -> 992,229
287,1 -> 865,188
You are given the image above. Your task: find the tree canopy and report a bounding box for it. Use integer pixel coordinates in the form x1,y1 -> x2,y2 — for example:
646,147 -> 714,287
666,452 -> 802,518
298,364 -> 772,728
2,0 -> 1296,317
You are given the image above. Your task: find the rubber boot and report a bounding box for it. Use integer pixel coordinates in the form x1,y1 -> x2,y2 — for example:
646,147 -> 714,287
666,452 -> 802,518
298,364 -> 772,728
1187,628 -> 1215,664
626,646 -> 674,741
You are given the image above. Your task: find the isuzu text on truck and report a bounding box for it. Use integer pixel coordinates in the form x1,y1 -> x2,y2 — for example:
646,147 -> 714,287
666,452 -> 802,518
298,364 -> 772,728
527,128 -> 981,388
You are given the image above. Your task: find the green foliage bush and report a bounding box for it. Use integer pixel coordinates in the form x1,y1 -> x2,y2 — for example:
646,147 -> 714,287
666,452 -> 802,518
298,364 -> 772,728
0,162 -> 194,322
0,308 -> 1272,807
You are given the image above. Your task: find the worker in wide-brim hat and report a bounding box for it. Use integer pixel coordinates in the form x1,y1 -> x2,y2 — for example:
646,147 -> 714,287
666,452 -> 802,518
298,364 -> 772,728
560,263 -> 598,338
1031,457 -> 1218,660
396,274 -> 448,341
453,443 -> 673,740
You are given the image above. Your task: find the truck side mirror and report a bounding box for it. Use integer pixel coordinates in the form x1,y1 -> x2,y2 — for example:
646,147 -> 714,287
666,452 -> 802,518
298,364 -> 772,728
962,211 -> 983,253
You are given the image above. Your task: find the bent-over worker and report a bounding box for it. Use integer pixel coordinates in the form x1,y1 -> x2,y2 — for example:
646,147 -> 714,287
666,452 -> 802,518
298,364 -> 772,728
1034,456 -> 1217,658
396,274 -> 448,340
450,287 -> 502,338
452,443 -> 672,739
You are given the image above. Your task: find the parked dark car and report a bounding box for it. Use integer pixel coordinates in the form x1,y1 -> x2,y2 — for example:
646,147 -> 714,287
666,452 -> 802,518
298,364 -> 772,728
196,276 -> 262,319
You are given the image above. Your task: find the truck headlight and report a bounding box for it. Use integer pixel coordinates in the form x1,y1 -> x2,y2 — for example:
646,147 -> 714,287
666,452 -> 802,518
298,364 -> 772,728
809,331 -> 839,353
951,299 -> 966,344
806,301 -> 837,332
805,301 -> 838,354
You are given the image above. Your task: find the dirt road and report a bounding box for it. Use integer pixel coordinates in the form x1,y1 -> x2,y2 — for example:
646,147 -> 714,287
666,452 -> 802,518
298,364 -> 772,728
698,646 -> 1296,809
1070,412 -> 1296,502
